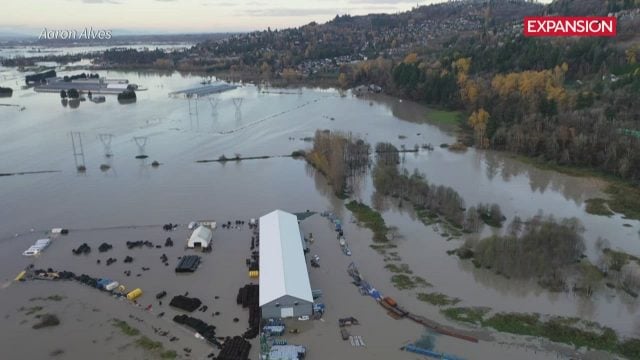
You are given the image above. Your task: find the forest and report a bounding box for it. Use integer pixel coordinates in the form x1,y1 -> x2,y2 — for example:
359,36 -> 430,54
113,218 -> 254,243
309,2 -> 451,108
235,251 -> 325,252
462,215 -> 586,280
369,32 -> 640,184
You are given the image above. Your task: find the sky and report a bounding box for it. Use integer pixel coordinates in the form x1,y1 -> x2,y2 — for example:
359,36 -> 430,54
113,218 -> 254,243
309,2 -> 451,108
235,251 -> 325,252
0,0 -> 552,35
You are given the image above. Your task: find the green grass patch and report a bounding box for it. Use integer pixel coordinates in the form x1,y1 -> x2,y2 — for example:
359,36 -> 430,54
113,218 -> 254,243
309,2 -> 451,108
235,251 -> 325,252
23,306 -> 43,315
510,154 -> 640,220
32,313 -> 60,329
29,295 -> 65,302
346,201 -> 389,242
370,243 -> 397,255
160,350 -> 178,359
385,263 -> 412,274
441,307 -> 489,325
417,292 -> 461,306
602,248 -> 640,271
585,198 -> 614,216
134,336 -> 176,359
427,109 -> 462,125
604,183 -> 640,220
442,307 -> 638,358
484,313 -> 619,354
135,336 -> 163,351
391,274 -> 431,290
111,319 -> 140,336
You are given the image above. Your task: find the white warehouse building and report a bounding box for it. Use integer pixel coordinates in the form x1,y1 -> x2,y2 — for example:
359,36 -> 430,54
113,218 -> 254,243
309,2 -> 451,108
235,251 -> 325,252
259,210 -> 313,319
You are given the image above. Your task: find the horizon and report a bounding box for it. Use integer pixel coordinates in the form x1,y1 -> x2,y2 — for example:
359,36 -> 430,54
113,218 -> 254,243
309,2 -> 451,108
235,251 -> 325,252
2,0 -> 552,38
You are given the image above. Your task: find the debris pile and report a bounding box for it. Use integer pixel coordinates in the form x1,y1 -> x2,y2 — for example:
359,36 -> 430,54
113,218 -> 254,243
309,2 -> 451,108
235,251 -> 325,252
164,237 -> 174,247
169,295 -> 202,312
98,243 -> 113,252
126,240 -> 153,249
163,223 -> 178,231
72,243 -> 91,255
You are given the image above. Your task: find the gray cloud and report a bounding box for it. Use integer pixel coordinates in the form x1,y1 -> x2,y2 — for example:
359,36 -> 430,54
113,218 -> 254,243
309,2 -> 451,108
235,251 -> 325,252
349,0 -> 415,3
243,6 -> 397,17
82,0 -> 121,4
202,1 -> 238,6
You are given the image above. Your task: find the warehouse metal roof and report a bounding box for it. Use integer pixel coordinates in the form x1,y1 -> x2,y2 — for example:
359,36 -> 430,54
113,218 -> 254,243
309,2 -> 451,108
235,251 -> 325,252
259,210 -> 313,306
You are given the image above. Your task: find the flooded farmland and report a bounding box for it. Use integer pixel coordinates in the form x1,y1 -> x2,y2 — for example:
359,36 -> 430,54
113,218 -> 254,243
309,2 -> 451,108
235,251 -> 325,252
1,63 -> 638,359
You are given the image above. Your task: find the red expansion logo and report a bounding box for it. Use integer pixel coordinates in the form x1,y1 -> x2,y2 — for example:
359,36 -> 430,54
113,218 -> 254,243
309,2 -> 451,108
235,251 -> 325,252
524,16 -> 617,37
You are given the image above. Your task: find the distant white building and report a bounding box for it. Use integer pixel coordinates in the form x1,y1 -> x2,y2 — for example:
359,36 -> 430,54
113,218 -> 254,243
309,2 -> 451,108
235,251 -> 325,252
259,210 -> 313,319
187,226 -> 212,249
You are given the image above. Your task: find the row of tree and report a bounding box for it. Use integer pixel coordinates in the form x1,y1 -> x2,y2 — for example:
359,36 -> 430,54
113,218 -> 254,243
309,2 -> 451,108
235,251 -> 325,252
464,214 -> 585,281
372,142 -> 504,230
306,130 -> 370,195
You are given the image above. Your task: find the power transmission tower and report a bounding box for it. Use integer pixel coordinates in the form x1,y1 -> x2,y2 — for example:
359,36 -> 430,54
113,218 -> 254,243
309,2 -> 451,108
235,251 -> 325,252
98,133 -> 114,157
69,131 -> 86,172
133,136 -> 148,158
233,97 -> 243,122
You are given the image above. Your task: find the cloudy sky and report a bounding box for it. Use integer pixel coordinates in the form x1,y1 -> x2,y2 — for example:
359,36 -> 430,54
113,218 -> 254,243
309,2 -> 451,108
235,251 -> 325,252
1,0 -> 551,35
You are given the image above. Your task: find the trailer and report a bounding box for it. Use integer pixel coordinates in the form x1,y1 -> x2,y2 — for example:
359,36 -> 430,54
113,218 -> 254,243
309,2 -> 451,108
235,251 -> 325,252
402,344 -> 465,360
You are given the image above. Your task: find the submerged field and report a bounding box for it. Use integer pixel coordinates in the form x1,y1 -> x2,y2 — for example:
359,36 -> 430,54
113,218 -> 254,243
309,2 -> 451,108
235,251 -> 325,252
1,62 -> 639,359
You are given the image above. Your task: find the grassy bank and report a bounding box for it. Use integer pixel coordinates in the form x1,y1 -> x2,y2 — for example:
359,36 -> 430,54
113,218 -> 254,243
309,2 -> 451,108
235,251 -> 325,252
111,319 -> 140,336
417,292 -> 460,306
510,154 -> 640,220
385,263 -> 412,274
391,274 -> 431,290
441,308 -> 640,358
426,109 -> 462,125
345,201 -> 389,242
111,319 -> 176,359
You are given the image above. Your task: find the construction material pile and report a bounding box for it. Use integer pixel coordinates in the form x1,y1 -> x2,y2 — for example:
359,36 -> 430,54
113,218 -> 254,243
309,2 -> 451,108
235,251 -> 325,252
236,284 -> 260,339
72,243 -> 91,255
175,255 -> 201,273
126,240 -> 153,249
169,295 -> 202,312
217,336 -> 251,360
173,314 -> 221,348
98,243 -> 113,252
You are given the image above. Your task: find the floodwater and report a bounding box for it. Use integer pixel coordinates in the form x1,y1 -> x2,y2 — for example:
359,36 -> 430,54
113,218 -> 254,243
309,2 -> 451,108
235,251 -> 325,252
0,58 -> 638,359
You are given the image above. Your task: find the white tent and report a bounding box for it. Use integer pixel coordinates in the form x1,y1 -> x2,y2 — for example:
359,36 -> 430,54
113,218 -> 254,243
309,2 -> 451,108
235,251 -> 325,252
187,226 -> 212,248
259,210 -> 312,318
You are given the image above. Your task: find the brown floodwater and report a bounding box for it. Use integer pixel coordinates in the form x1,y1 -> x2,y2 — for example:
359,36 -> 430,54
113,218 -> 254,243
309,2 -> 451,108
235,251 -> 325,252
0,61 -> 638,359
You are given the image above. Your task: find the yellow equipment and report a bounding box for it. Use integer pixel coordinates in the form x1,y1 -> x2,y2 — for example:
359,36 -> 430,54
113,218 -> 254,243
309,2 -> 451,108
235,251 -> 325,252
14,270 -> 26,281
249,270 -> 259,278
126,288 -> 143,300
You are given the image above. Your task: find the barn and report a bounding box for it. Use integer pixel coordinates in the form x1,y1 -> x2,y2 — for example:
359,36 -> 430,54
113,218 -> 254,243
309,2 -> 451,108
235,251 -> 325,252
187,225 -> 212,249
259,210 -> 313,319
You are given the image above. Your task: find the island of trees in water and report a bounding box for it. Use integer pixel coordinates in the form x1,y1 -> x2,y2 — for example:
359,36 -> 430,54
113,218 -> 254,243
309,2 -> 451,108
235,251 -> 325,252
306,131 -> 640,299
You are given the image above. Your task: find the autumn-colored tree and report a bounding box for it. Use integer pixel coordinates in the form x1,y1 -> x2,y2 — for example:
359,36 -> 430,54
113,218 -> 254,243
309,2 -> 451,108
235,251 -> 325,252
403,52 -> 418,64
281,68 -> 299,83
626,46 -> 637,65
469,108 -> 490,148
453,57 -> 471,85
338,73 -> 349,89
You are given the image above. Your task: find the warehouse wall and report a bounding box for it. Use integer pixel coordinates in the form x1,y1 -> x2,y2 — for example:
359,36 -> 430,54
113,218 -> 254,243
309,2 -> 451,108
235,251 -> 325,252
261,295 -> 312,319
